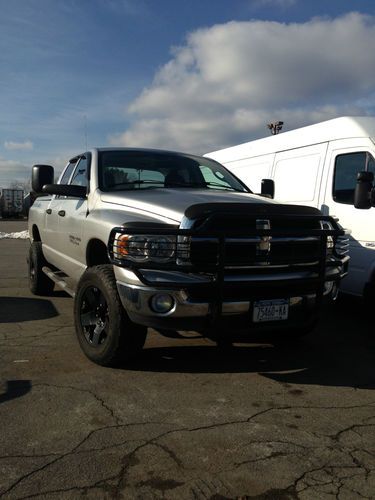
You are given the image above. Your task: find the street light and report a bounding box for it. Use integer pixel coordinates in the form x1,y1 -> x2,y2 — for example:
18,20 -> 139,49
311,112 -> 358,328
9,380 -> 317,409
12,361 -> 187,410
267,121 -> 284,135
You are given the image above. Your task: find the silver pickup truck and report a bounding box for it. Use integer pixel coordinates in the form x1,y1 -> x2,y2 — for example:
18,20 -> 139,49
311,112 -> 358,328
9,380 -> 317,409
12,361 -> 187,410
28,148 -> 349,366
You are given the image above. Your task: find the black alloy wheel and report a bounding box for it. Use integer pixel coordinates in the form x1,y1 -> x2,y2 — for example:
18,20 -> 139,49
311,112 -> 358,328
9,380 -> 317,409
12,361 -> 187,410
80,286 -> 109,347
74,265 -> 147,366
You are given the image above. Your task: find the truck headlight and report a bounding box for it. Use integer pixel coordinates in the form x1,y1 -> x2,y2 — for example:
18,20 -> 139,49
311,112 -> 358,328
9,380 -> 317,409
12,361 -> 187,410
326,235 -> 334,253
113,233 -> 176,263
320,221 -> 349,257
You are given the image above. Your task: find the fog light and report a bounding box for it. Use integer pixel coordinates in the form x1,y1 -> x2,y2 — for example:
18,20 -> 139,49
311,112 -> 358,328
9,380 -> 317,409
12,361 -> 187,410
331,283 -> 339,301
324,281 -> 334,295
324,281 -> 339,300
150,294 -> 175,314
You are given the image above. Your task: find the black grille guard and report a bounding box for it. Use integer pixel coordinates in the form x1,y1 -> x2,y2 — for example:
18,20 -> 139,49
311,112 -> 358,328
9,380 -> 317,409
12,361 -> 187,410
108,213 -> 348,283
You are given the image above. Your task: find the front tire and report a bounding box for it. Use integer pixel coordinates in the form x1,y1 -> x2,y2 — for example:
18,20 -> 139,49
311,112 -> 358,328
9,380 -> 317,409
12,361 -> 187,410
28,242 -> 54,295
74,265 -> 147,366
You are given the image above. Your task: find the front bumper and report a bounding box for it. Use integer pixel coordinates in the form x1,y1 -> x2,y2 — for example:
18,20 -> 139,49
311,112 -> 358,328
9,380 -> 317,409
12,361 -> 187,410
114,265 -> 344,332
110,215 -> 349,333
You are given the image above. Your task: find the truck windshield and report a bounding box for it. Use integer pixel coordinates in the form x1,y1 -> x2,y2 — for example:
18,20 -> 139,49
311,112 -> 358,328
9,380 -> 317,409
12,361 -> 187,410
98,151 -> 250,193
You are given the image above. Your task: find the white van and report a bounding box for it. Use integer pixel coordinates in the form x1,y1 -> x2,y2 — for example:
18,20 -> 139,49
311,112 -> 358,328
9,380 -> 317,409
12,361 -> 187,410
206,116 -> 375,297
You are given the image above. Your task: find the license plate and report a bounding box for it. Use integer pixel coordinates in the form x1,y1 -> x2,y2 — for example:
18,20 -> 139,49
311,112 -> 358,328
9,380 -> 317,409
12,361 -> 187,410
253,299 -> 289,323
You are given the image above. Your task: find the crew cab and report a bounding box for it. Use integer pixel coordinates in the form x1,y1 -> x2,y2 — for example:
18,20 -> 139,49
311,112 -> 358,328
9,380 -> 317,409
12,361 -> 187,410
28,148 -> 349,366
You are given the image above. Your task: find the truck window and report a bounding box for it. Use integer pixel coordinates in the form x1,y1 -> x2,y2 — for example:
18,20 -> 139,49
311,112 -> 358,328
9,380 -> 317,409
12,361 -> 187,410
333,152 -> 375,205
199,165 -> 233,190
103,167 -> 164,189
98,151 -> 248,192
70,157 -> 88,188
59,160 -> 77,185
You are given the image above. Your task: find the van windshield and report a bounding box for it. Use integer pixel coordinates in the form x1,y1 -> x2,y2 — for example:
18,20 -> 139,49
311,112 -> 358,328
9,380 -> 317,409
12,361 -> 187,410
98,150 -> 250,193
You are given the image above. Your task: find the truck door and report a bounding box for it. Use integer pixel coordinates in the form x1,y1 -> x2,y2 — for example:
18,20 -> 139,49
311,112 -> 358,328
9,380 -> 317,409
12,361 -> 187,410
322,139 -> 375,295
56,156 -> 89,278
42,160 -> 77,266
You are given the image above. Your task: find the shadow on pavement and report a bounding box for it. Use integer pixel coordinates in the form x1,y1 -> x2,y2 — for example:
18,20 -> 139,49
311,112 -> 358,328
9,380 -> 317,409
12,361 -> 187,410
0,297 -> 58,323
125,295 -> 375,390
0,380 -> 32,405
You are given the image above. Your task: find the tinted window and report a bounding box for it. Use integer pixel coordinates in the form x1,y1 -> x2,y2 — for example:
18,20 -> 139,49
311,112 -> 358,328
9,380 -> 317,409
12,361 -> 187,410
71,157 -> 88,187
333,152 -> 375,205
199,165 -> 234,190
98,151 -> 248,192
59,161 -> 77,185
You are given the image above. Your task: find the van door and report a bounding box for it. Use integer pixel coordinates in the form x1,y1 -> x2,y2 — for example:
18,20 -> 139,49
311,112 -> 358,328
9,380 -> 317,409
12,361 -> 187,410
223,154 -> 275,193
271,143 -> 328,207
323,139 -> 375,295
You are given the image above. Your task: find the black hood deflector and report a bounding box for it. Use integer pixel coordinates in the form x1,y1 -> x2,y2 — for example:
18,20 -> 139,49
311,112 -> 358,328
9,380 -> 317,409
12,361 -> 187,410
184,203 -> 321,220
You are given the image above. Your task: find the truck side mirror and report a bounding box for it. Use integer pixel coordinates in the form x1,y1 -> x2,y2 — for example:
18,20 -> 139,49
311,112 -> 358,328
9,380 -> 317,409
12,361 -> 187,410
32,165 -> 54,195
354,171 -> 374,209
42,184 -> 87,198
261,179 -> 275,199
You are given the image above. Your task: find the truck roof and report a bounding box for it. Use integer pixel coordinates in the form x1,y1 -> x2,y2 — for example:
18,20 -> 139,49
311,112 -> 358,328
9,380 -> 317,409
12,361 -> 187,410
206,116 -> 375,163
94,147 -> 198,156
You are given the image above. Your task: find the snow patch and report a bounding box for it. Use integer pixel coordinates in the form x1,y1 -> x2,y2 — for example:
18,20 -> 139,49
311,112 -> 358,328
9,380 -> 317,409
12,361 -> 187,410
0,230 -> 29,239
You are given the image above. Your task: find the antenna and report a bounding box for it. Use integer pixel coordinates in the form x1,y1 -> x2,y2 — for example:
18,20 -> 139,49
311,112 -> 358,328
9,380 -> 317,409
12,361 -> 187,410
84,115 -> 88,151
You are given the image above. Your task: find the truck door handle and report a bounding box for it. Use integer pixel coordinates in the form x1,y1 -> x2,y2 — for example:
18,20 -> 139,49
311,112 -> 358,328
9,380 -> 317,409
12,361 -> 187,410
46,209 -> 52,214
58,210 -> 66,217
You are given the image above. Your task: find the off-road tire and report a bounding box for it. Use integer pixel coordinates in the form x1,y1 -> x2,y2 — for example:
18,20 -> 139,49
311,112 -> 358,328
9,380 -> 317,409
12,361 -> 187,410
74,265 -> 147,366
28,242 -> 54,295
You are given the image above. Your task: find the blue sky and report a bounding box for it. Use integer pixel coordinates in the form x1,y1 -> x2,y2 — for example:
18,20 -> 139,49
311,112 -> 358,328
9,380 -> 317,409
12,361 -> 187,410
1,0 -> 375,186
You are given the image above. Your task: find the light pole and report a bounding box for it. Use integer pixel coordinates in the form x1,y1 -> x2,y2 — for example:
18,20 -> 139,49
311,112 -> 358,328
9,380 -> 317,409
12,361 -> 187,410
267,121 -> 284,135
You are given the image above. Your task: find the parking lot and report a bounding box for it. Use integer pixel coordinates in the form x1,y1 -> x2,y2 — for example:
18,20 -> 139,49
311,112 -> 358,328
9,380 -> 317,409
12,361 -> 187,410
0,220 -> 374,499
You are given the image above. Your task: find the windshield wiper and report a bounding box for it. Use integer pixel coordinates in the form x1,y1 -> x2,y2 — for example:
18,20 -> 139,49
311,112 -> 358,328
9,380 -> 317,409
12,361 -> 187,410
109,180 -> 245,192
203,181 -> 244,192
165,181 -> 243,192
110,180 -> 163,189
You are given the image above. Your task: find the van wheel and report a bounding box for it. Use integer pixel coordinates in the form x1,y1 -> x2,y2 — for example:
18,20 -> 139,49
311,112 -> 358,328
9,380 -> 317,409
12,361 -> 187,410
74,265 -> 147,366
28,242 -> 54,295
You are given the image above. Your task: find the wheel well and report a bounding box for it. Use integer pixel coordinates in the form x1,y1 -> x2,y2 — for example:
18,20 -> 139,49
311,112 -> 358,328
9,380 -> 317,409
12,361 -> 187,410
86,239 -> 109,267
364,265 -> 375,295
32,225 -> 41,242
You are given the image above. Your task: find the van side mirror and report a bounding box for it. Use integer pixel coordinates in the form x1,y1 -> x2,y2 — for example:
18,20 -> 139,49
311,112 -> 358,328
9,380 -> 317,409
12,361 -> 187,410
354,171 -> 374,209
261,179 -> 275,199
32,165 -> 54,195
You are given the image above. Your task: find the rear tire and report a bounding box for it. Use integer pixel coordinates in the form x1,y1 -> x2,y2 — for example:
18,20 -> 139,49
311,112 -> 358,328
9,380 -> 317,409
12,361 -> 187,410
74,265 -> 147,366
28,242 -> 54,295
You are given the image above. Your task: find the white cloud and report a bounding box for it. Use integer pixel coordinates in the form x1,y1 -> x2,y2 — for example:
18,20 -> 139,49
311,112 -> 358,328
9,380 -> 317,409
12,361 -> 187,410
4,140 -> 33,151
110,13 -> 375,154
0,158 -> 32,187
0,154 -> 67,188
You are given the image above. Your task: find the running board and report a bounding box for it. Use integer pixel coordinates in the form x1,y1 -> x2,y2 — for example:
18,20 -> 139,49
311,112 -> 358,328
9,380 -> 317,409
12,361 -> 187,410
42,266 -> 76,297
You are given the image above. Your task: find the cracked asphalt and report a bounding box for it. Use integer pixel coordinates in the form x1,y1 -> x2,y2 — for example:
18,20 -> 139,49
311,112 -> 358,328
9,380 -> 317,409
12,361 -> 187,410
0,220 -> 375,500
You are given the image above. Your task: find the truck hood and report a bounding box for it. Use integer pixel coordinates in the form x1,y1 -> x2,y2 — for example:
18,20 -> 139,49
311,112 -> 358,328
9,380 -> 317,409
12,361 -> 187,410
100,188 -> 278,224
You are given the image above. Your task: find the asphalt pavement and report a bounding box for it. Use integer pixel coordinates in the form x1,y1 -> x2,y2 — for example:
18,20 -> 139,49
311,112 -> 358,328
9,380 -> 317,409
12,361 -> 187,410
0,220 -> 374,499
